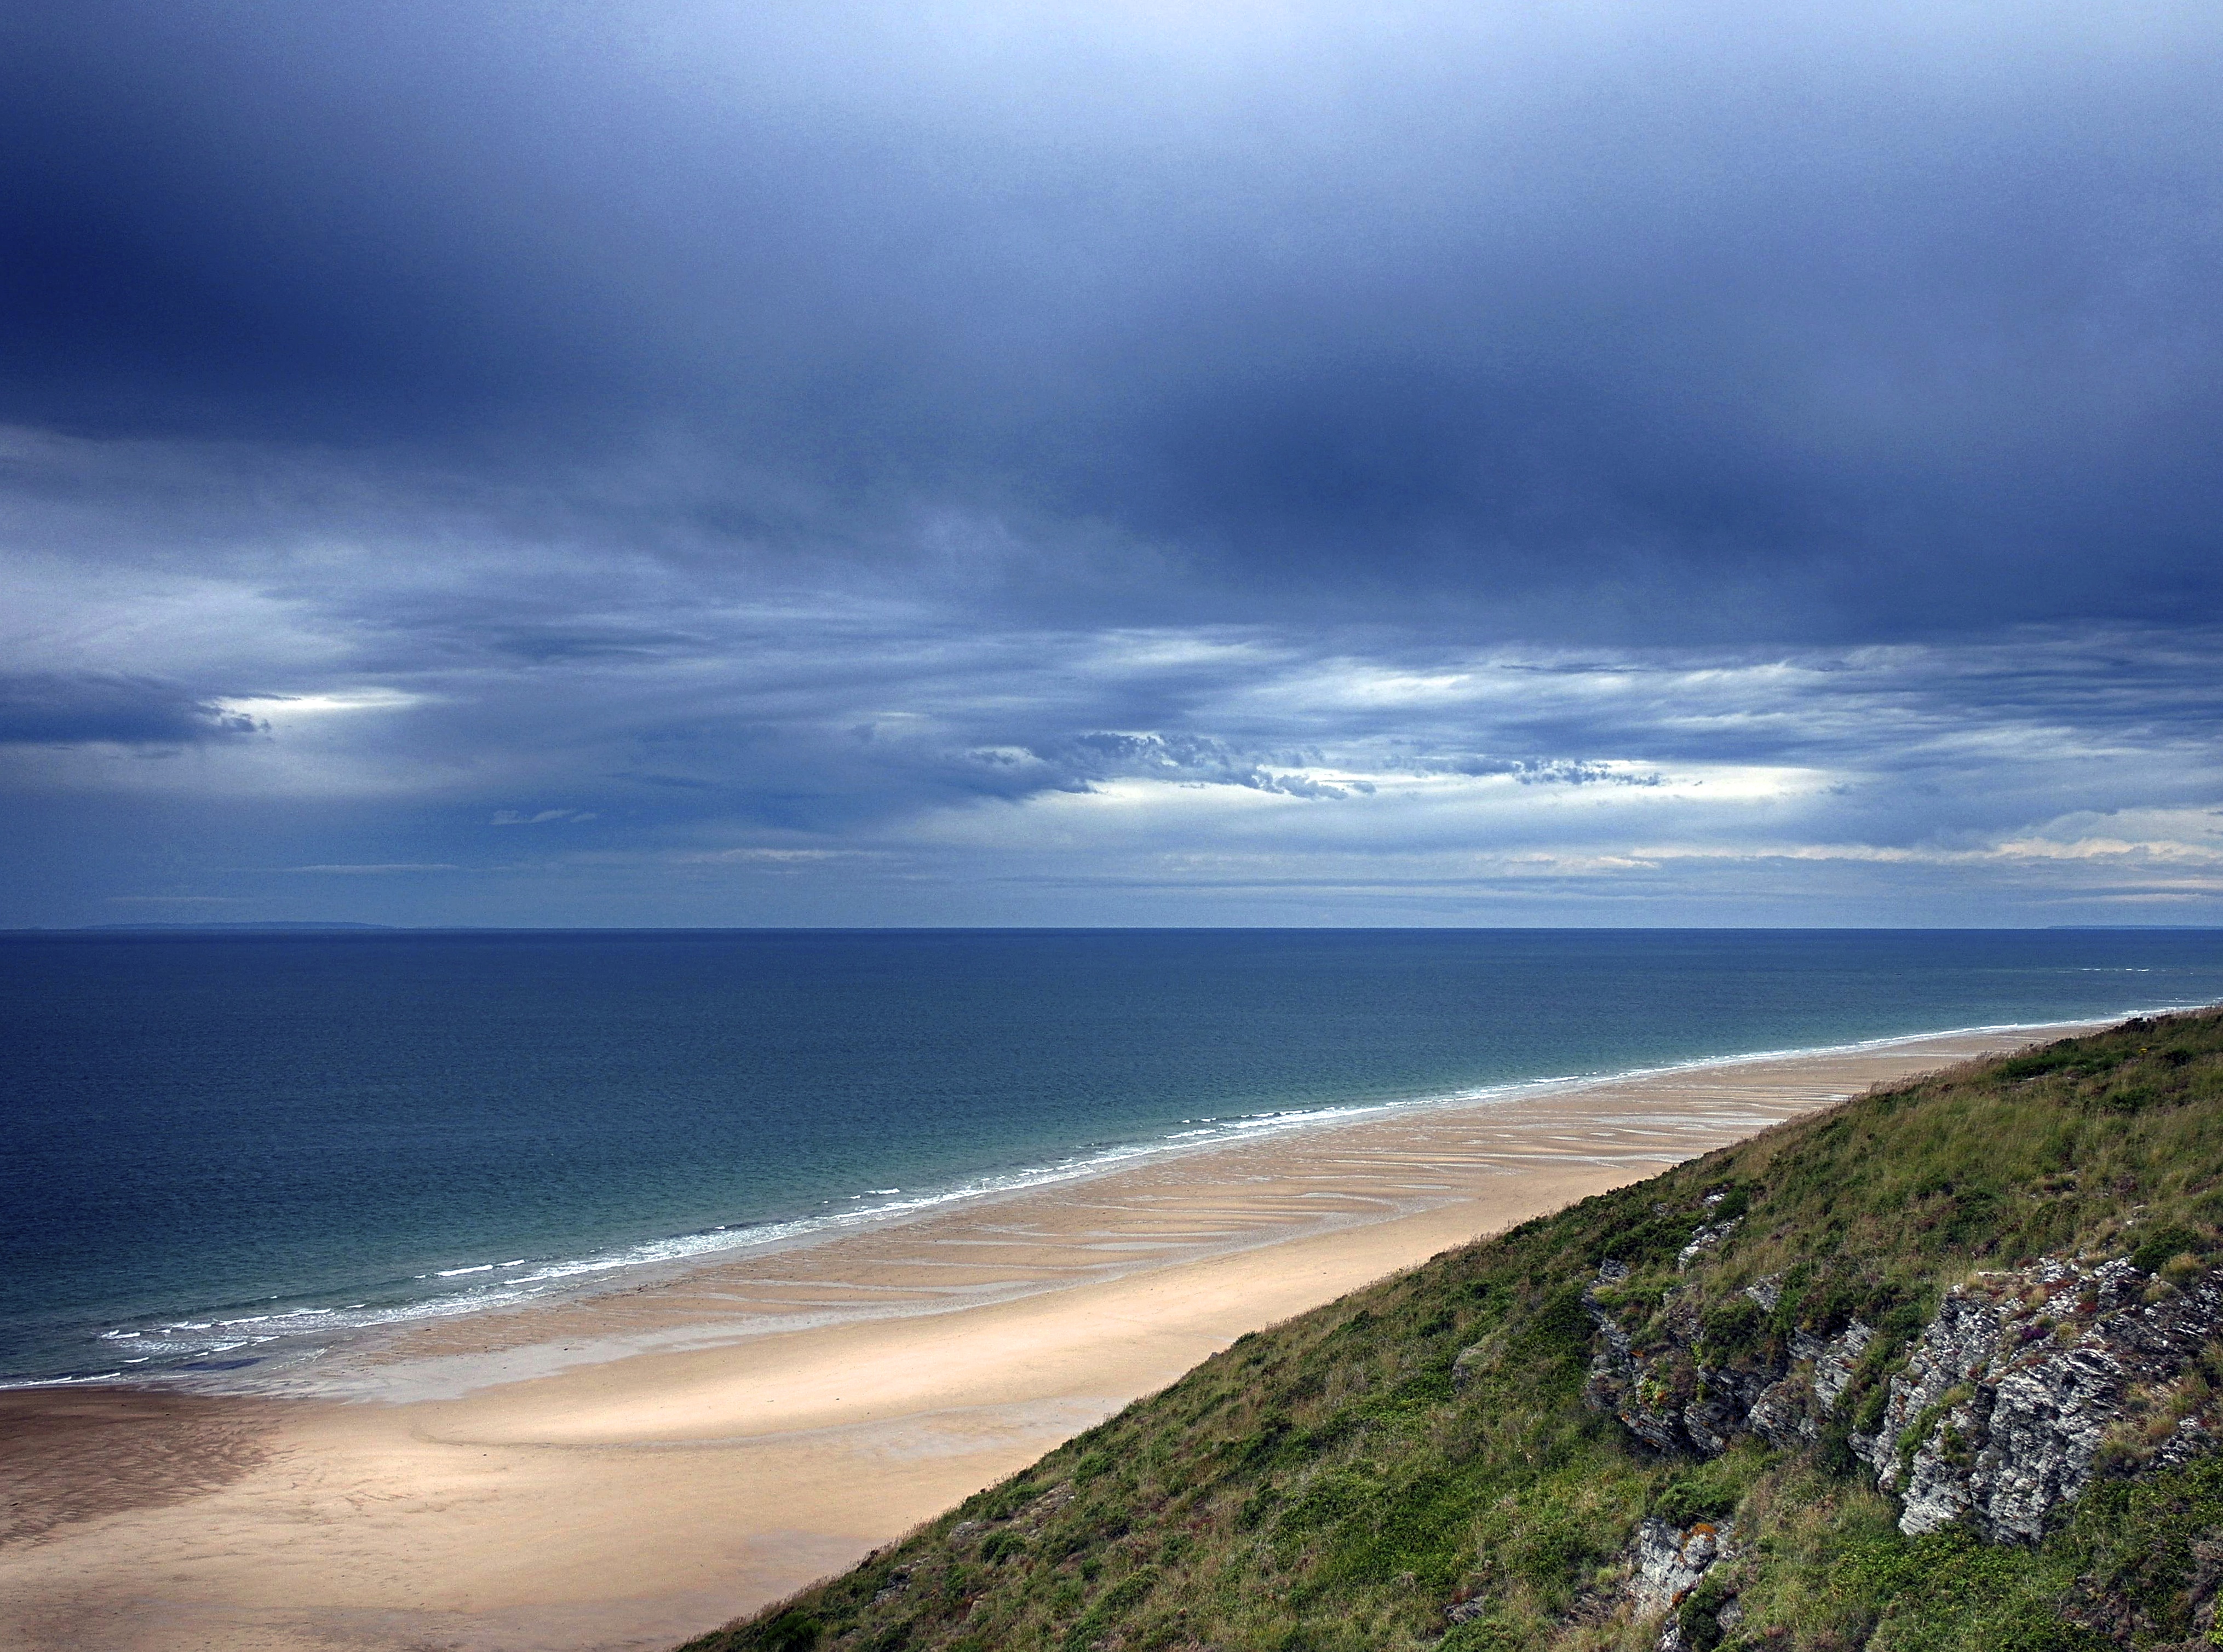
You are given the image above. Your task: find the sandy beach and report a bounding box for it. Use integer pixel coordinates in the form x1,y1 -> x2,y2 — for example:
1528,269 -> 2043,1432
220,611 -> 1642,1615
0,1023 -> 2103,1652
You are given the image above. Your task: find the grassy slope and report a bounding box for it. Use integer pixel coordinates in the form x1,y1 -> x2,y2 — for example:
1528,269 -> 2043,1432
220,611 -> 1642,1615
687,1009 -> 2223,1652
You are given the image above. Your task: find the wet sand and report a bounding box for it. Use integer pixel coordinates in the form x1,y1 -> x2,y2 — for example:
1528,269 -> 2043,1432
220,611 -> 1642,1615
0,1023 -> 2094,1652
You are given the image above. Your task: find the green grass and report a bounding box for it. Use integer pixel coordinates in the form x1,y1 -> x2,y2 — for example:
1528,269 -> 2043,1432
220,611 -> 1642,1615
681,1009 -> 2223,1652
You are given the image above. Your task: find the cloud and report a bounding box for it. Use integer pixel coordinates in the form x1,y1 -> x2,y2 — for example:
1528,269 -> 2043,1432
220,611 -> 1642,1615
490,809 -> 598,826
286,863 -> 463,874
1397,758 -> 1665,788
0,3 -> 2218,923
2,3 -> 2220,640
997,732 -> 1376,801
0,673 -> 263,747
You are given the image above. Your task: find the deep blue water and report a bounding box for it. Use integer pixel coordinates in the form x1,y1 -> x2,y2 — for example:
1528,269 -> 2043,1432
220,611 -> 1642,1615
4,928 -> 2220,1386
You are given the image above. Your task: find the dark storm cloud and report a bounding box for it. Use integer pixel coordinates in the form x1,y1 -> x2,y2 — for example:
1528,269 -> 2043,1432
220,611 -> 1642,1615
3,2 -> 2220,924
0,672 -> 261,747
5,1 -> 2221,639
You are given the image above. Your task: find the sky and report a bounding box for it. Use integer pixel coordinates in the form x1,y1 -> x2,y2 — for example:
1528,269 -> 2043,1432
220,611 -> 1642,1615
3,0 -> 2220,928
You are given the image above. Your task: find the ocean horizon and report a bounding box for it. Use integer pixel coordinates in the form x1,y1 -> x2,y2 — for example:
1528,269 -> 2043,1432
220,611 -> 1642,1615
5,927 -> 2221,1390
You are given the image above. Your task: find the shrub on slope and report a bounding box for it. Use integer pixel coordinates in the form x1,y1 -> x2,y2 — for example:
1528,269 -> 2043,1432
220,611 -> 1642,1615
685,1009 -> 2223,1652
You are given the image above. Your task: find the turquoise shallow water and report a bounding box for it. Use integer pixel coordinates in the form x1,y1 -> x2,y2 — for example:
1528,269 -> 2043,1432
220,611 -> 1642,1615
3,927 -> 2220,1386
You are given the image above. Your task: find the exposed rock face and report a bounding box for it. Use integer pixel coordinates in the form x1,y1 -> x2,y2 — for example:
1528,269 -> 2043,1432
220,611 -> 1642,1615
1678,1218 -> 1743,1271
1583,1278 -> 1690,1454
1745,1321 -> 1874,1449
1807,1320 -> 1874,1412
1853,1258 -> 2223,1541
1587,1248 -> 2223,1649
1583,1250 -> 1871,1459
1625,1518 -> 1736,1650
1628,1517 -> 1733,1613
1681,1363 -> 1774,1457
1587,1234 -> 2223,1546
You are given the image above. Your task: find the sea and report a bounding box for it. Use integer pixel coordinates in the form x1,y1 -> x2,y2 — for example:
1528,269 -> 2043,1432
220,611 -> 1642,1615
4,928 -> 2220,1390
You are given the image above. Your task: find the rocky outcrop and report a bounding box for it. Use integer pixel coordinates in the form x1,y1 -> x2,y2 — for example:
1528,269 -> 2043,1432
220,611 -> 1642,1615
1628,1516 -> 1733,1613
1585,1214 -> 2223,1549
1853,1257 -> 2223,1541
1807,1319 -> 1874,1411
1583,1273 -> 1690,1454
1678,1218 -> 1742,1271
1583,1252 -> 1871,1459
1680,1361 -> 1776,1457
1745,1321 -> 1874,1448
1625,1518 -> 1737,1650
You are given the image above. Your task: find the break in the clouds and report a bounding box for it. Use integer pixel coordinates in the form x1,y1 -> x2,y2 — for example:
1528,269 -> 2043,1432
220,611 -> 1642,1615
2,1 -> 2219,925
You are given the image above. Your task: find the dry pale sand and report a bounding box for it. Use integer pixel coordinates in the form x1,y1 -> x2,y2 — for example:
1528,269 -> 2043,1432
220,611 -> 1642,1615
0,1024 -> 2094,1652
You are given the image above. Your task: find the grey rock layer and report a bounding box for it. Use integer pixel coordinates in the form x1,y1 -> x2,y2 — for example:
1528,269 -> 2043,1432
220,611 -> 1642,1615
1853,1257 -> 2223,1541
1678,1218 -> 1743,1271
1583,1267 -> 1871,1459
1584,1231 -> 2223,1546
1628,1517 -> 1734,1613
1583,1284 -> 1687,1454
1626,1517 -> 1738,1651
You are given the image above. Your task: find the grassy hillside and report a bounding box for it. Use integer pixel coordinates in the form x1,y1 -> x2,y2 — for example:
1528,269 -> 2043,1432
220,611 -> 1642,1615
687,1009 -> 2223,1652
